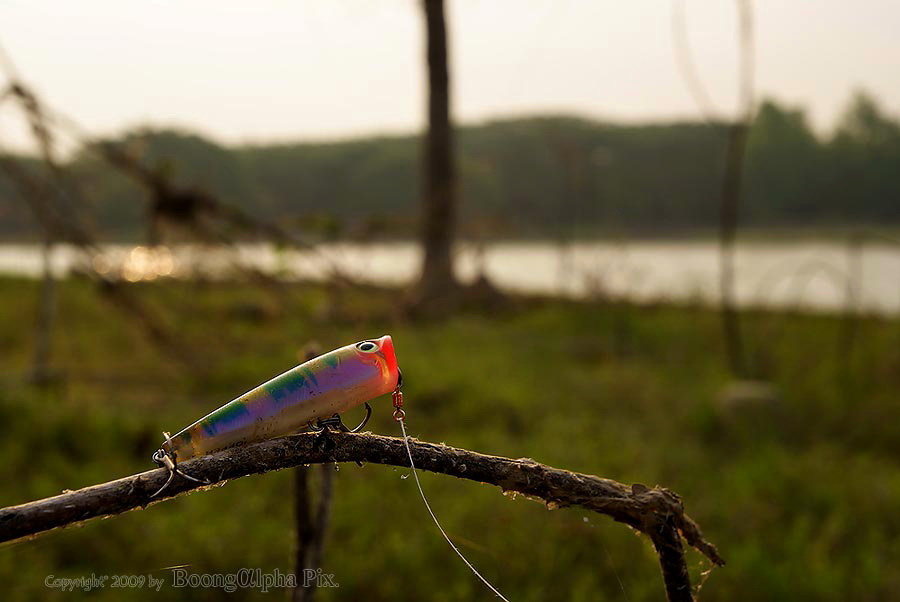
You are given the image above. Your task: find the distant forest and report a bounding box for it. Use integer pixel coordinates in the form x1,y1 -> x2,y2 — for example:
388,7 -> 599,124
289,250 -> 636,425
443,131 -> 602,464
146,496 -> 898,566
1,91 -> 898,241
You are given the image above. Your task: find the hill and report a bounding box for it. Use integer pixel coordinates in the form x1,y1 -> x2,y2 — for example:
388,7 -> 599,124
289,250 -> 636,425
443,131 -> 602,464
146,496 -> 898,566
1,92 -> 898,241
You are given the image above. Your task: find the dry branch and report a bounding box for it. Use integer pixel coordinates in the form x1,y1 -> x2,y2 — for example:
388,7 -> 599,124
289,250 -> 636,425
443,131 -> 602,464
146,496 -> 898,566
0,431 -> 724,601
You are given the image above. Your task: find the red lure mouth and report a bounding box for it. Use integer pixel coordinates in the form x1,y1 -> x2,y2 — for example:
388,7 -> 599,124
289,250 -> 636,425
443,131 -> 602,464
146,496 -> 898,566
375,334 -> 400,387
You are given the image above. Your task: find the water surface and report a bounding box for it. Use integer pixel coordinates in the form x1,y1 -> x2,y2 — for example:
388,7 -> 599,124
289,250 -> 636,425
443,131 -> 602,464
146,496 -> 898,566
1,241 -> 898,314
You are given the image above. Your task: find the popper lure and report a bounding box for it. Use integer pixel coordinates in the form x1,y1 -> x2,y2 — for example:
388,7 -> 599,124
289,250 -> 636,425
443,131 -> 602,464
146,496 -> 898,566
150,334 -> 510,601
151,335 -> 400,496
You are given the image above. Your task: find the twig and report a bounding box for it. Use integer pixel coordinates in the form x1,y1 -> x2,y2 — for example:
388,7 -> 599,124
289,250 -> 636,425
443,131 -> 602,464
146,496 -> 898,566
651,509 -> 694,602
0,432 -> 724,601
0,85 -> 191,367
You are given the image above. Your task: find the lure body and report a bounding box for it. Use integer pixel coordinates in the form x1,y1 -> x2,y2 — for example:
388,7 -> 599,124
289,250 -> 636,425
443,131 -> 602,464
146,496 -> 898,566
160,335 -> 399,461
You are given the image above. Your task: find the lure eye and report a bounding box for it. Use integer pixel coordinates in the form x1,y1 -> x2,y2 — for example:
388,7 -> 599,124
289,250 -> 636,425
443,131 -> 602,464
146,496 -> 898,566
356,341 -> 378,353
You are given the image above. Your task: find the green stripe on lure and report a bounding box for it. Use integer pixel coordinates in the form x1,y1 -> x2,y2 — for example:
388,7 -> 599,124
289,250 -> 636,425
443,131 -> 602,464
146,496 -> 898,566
151,335 -> 401,496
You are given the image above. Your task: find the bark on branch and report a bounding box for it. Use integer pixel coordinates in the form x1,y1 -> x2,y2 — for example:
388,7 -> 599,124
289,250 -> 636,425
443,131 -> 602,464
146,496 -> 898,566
0,431 -> 724,601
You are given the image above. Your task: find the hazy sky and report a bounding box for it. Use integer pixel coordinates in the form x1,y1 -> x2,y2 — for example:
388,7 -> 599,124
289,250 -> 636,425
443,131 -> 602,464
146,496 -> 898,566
0,0 -> 898,151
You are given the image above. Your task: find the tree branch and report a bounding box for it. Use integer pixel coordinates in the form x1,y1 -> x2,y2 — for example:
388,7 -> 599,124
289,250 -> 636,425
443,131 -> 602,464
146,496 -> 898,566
0,431 -> 724,600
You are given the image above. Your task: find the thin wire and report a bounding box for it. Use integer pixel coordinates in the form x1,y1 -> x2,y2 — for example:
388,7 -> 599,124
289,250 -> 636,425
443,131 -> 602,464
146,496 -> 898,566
398,417 -> 511,602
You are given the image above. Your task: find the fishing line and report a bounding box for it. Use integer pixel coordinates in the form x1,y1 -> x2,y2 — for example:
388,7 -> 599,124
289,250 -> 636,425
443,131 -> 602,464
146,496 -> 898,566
596,520 -> 630,602
397,416 -> 511,602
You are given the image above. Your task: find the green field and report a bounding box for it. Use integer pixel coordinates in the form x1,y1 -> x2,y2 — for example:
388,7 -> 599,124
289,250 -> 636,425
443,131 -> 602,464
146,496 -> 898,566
1,276 -> 898,600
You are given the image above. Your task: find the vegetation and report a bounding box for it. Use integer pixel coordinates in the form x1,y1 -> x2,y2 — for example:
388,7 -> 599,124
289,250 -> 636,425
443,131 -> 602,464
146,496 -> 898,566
1,276 -> 898,600
2,91 -> 899,242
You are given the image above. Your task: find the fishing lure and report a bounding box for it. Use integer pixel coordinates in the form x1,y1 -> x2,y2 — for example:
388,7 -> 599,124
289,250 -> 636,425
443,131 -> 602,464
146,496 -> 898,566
151,335 -> 400,496
150,334 -> 510,600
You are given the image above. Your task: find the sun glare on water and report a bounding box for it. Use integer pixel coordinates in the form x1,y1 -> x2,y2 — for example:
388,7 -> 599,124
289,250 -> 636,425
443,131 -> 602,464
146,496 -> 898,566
92,246 -> 177,282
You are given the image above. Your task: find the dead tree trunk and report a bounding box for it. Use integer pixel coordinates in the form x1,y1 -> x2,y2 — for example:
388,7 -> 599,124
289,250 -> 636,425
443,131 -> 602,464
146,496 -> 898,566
718,0 -> 754,378
673,0 -> 755,378
292,464 -> 334,602
31,235 -> 57,385
718,121 -> 749,377
292,344 -> 335,602
416,0 -> 460,304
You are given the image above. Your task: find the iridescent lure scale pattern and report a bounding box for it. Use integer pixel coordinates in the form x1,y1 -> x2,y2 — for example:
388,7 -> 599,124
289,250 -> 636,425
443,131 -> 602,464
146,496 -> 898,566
160,335 -> 399,460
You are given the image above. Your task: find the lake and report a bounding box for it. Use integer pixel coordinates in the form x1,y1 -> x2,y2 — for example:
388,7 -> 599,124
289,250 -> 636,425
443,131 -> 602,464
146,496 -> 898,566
1,240 -> 898,314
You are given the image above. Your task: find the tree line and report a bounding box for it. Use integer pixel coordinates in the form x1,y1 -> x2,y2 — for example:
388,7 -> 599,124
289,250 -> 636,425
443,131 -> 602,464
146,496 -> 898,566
1,91 -> 897,242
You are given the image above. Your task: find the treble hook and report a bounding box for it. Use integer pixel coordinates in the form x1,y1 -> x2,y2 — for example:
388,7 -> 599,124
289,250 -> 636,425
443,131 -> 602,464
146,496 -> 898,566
307,402 -> 372,433
308,369 -> 400,433
150,432 -> 210,497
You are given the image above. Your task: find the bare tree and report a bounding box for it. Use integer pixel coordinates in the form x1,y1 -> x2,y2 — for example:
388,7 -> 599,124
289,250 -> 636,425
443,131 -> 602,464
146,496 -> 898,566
292,343 -> 335,602
718,0 -> 755,378
673,0 -> 755,377
416,0 -> 460,304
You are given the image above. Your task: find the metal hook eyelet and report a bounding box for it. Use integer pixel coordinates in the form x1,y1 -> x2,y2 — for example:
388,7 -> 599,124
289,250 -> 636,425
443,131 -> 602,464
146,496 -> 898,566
150,432 -> 209,497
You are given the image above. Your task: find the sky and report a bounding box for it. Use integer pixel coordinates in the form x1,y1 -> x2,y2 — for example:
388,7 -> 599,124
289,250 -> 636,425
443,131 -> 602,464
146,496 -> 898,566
0,0 -> 898,152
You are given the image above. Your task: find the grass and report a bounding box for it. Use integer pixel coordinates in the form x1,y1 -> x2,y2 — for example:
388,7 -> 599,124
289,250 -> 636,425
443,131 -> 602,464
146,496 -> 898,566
1,275 -> 898,600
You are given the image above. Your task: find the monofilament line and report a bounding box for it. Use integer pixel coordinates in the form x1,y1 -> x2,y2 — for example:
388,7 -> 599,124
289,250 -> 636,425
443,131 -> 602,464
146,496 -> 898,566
398,418 -> 512,602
